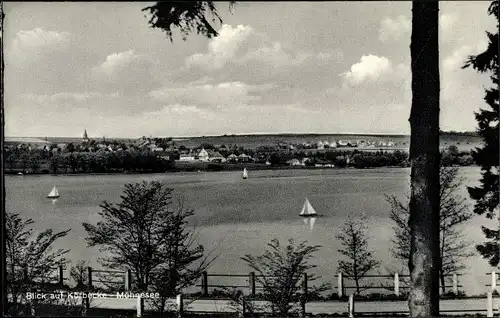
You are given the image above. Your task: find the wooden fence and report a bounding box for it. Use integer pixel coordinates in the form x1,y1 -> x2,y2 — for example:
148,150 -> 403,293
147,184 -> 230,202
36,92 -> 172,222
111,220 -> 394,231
34,267 -> 467,296
18,266 -> 500,317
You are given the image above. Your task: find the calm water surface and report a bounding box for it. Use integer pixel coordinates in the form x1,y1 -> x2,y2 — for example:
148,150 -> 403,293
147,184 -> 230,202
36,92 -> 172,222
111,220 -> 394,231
5,167 -> 494,295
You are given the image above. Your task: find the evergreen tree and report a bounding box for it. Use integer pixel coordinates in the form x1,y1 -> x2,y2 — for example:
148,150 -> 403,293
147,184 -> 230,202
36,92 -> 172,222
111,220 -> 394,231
463,0 -> 499,267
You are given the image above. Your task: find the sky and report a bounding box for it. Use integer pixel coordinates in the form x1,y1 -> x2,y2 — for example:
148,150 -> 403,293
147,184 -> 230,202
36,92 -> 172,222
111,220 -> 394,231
4,1 -> 497,138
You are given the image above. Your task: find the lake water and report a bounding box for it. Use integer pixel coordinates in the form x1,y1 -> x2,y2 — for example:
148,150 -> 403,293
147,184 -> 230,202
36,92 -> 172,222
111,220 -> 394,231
5,167 -> 496,296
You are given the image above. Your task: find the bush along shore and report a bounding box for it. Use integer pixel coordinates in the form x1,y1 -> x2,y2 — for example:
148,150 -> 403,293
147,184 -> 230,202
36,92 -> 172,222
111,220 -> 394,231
3,143 -> 474,175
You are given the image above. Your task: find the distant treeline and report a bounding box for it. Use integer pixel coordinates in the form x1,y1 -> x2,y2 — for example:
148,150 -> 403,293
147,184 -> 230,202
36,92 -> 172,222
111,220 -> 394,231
439,130 -> 479,137
3,145 -> 474,174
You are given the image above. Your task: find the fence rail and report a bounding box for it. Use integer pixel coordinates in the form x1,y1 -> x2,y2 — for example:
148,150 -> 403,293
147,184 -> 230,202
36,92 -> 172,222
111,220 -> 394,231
25,266 -> 470,297
14,265 -> 500,317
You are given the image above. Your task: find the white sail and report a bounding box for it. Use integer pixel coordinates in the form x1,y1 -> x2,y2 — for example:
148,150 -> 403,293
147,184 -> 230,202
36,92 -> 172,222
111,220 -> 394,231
242,168 -> 248,179
299,198 -> 317,216
48,186 -> 60,198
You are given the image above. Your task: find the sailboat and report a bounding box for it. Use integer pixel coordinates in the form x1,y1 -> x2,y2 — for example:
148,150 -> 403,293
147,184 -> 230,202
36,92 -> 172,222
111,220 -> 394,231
242,168 -> 248,179
299,197 -> 318,217
47,186 -> 60,199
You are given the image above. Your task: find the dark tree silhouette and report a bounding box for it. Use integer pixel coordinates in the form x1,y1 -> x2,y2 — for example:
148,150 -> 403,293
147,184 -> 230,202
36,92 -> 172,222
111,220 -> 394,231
142,1 -> 235,41
82,181 -> 213,316
463,0 -> 499,268
408,1 -> 441,316
5,212 -> 70,315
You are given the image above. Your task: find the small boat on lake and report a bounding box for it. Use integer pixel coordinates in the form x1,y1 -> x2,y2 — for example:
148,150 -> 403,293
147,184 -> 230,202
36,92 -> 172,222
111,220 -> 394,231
242,168 -> 248,179
47,186 -> 60,199
299,197 -> 318,217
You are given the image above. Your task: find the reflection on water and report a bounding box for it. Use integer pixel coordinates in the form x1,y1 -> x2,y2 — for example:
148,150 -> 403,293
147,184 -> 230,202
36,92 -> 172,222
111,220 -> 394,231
303,217 -> 317,230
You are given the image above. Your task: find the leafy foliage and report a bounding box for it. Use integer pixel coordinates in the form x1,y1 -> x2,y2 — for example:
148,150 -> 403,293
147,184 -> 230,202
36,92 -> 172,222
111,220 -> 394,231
463,0 -> 499,267
336,216 -> 380,294
82,181 -> 212,315
5,212 -> 70,315
142,1 -> 235,41
387,166 -> 474,293
241,238 -> 329,315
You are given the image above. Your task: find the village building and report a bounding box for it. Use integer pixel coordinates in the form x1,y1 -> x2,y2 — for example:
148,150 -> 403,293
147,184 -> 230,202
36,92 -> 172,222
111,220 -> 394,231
197,148 -> 210,161
83,129 -> 90,142
238,153 -> 252,162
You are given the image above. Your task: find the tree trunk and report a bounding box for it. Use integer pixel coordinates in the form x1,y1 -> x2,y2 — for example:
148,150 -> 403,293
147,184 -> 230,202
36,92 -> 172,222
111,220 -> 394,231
355,275 -> 360,295
439,269 -> 445,295
1,2 -> 7,315
408,1 -> 441,317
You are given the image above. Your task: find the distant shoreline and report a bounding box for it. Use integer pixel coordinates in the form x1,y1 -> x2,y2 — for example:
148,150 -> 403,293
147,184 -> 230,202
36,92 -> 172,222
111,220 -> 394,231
5,131 -> 479,142
5,164 -> 479,177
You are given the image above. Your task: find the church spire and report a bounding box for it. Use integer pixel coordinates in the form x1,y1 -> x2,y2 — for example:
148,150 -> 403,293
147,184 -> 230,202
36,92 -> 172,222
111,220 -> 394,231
83,129 -> 89,142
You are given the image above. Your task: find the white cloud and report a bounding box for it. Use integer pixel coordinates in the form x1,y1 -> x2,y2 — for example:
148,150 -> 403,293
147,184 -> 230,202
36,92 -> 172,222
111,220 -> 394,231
341,55 -> 393,85
378,15 -> 410,42
8,28 -> 71,64
186,24 -> 254,69
91,50 -> 159,95
149,81 -> 274,108
93,50 -> 148,76
443,40 -> 488,72
440,13 -> 459,33
378,13 -> 460,43
186,24 -> 343,70
19,92 -> 106,103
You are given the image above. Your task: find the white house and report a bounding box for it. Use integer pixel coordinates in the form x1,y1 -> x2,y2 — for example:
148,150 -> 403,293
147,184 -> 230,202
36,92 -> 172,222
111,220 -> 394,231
329,141 -> 337,148
197,148 -> 210,161
317,141 -> 324,149
179,154 -> 196,161
238,153 -> 252,162
338,140 -> 348,147
208,151 -> 225,162
287,158 -> 303,166
227,154 -> 238,162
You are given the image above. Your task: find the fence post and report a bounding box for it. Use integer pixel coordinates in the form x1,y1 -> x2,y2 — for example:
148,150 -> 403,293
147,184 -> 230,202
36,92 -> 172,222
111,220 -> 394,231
452,273 -> 458,295
125,269 -> 131,291
348,294 -> 355,318
87,267 -> 93,289
202,271 -> 208,296
249,272 -> 256,296
487,292 -> 493,317
137,295 -> 145,318
239,294 -> 246,318
492,271 -> 497,292
59,265 -> 64,287
394,273 -> 400,297
177,293 -> 184,317
301,272 -> 308,317
337,273 -> 344,298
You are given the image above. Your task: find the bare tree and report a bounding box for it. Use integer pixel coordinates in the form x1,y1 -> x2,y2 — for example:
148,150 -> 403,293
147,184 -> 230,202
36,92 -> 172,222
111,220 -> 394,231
409,1 -> 441,316
241,238 -> 329,316
5,211 -> 70,316
387,166 -> 473,294
336,215 -> 380,295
